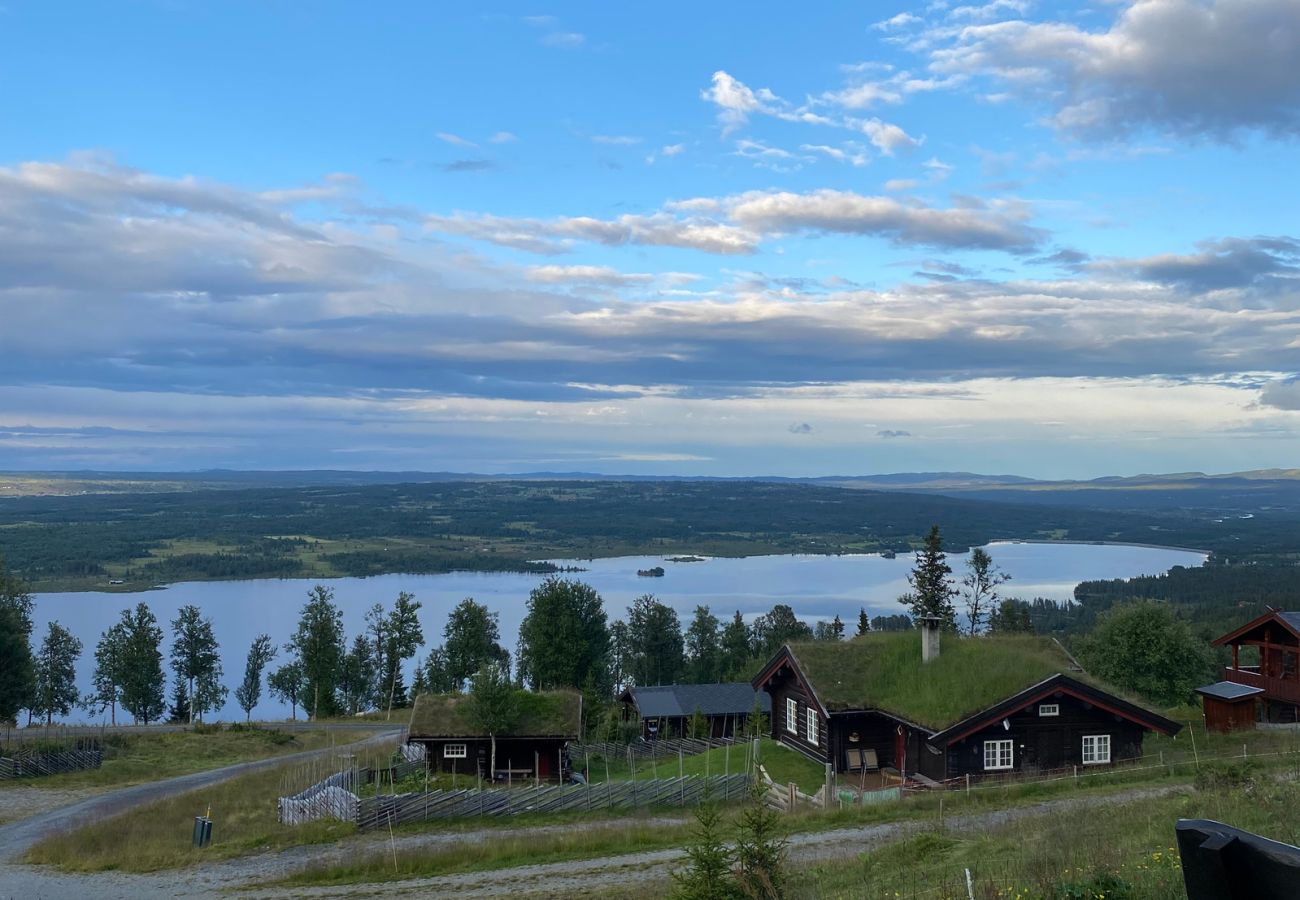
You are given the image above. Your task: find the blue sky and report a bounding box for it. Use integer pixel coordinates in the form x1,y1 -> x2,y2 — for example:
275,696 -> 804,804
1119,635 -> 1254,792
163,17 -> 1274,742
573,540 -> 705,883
1,0 -> 1298,477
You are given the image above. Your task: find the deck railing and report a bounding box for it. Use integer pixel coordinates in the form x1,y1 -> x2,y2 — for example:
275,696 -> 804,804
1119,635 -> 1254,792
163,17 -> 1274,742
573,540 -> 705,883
1224,667 -> 1300,704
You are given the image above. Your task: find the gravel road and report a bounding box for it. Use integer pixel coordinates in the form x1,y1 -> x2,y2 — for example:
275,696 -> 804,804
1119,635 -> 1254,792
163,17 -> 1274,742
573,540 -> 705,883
0,726 -> 402,900
0,775 -> 1188,899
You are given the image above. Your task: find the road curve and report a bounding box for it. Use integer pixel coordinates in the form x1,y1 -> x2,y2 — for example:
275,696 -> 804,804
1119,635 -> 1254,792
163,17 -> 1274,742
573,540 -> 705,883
0,725 -> 402,863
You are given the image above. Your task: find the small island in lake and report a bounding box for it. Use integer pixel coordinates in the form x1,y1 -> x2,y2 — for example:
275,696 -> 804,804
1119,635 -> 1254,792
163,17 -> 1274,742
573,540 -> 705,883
636,566 -> 666,577
666,555 -> 705,563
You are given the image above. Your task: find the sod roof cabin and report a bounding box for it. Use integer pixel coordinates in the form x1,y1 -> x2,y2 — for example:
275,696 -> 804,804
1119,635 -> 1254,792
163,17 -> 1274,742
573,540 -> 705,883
752,625 -> 1179,783
407,690 -> 581,779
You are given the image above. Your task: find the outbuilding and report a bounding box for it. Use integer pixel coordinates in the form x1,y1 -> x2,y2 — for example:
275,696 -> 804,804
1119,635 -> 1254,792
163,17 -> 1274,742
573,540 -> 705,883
407,690 -> 581,782
618,682 -> 770,739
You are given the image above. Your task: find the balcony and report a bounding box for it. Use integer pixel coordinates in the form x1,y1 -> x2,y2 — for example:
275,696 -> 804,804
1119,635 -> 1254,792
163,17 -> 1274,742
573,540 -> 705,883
1224,667 -> 1300,705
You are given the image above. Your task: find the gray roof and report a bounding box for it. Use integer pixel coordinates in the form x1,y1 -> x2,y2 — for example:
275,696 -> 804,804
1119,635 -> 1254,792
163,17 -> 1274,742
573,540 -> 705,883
626,683 -> 771,718
1280,612 -> 1300,634
1196,681 -> 1265,701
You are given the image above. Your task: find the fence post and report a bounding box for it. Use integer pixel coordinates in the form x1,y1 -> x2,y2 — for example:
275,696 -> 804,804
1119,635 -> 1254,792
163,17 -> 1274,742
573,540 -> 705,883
825,763 -> 833,812
965,773 -> 970,795
534,751 -> 539,789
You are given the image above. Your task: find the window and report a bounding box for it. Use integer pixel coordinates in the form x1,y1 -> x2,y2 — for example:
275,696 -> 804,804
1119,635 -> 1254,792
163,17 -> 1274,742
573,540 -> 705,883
807,708 -> 819,745
786,698 -> 798,734
1082,734 -> 1111,765
984,739 -> 1014,771
1038,704 -> 1060,717
443,743 -> 467,759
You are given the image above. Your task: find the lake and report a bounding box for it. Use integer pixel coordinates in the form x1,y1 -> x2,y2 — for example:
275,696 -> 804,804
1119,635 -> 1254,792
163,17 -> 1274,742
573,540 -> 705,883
29,541 -> 1206,722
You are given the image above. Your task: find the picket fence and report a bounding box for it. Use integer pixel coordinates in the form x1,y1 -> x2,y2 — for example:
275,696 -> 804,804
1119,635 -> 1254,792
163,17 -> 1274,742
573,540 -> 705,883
0,748 -> 103,780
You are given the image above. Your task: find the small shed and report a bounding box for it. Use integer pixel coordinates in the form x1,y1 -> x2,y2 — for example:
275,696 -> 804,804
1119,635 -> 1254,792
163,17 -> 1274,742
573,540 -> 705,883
619,683 -> 770,739
407,690 -> 581,781
1196,681 -> 1263,733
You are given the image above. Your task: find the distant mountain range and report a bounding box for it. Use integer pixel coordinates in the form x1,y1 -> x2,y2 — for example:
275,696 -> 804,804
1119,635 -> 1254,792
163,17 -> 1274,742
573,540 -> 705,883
4,467 -> 1300,495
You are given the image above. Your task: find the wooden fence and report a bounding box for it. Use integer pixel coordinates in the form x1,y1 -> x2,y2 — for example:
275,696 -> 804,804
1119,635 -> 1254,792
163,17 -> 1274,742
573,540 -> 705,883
354,773 -> 753,828
0,748 -> 103,779
573,735 -> 742,761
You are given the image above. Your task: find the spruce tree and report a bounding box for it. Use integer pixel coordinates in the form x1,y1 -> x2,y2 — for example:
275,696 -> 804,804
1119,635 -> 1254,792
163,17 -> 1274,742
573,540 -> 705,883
735,785 -> 789,899
167,678 -> 191,724
899,525 -> 958,630
856,608 -> 870,636
672,801 -> 739,900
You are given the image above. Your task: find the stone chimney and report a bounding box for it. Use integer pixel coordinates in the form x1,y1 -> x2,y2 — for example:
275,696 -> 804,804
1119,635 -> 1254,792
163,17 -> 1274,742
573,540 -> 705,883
919,616 -> 942,664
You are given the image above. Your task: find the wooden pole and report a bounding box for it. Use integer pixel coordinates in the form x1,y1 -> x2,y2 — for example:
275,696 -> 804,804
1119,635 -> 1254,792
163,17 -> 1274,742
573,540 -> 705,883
534,751 -> 539,789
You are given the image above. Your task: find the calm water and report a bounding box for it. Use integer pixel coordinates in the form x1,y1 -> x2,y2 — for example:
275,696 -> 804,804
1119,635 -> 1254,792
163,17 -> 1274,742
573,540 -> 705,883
30,541 -> 1205,722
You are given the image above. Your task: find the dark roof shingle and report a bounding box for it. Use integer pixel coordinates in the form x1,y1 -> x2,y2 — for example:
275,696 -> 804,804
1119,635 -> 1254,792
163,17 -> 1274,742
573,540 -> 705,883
1196,681 -> 1265,701
626,683 -> 770,718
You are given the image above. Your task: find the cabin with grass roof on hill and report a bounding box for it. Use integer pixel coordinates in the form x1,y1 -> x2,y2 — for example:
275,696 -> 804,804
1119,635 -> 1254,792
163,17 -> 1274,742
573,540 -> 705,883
407,689 -> 581,782
752,620 -> 1180,783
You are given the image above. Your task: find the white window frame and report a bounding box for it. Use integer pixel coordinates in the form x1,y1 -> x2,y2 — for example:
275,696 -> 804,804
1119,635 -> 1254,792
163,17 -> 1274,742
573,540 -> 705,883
1038,703 -> 1060,717
983,739 -> 1014,771
785,698 -> 798,734
443,743 -> 467,759
1082,734 -> 1111,765
806,708 -> 819,745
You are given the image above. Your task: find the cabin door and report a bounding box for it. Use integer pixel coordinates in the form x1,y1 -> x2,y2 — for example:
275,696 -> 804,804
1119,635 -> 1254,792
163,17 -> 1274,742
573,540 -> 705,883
894,726 -> 906,773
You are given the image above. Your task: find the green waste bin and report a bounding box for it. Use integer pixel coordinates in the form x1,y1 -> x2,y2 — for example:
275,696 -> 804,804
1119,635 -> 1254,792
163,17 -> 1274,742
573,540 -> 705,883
192,816 -> 213,848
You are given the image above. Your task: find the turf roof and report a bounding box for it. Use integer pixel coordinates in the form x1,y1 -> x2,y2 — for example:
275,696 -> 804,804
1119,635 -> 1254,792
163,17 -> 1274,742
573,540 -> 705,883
408,689 -> 581,739
784,632 -> 1109,732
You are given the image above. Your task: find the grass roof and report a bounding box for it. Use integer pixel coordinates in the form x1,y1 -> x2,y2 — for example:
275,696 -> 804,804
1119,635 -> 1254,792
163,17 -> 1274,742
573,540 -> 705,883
408,689 -> 581,739
787,632 -> 1098,731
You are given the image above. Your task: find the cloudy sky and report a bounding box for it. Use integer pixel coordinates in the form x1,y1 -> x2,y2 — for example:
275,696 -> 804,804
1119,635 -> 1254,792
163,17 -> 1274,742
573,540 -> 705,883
1,0 -> 1298,477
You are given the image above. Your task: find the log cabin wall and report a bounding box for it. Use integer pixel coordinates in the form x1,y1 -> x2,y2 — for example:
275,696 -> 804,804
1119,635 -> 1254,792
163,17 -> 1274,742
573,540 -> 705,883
763,666 -> 830,765
943,693 -> 1146,779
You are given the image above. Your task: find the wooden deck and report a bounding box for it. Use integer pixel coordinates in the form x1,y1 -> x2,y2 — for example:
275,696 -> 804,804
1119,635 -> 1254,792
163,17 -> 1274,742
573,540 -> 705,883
1224,667 -> 1300,705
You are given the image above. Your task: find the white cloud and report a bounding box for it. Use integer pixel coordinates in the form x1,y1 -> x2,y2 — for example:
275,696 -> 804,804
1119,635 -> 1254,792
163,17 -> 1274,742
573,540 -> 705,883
661,143 -> 686,156
436,132 -> 478,148
859,118 -> 922,154
489,131 -> 518,144
929,0 -> 1300,141
874,12 -> 924,29
540,30 -> 585,48
592,134 -> 642,146
524,265 -> 655,286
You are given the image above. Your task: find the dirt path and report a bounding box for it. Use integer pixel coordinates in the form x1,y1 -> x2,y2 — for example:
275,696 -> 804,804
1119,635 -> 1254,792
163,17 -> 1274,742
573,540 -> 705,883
0,726 -> 402,900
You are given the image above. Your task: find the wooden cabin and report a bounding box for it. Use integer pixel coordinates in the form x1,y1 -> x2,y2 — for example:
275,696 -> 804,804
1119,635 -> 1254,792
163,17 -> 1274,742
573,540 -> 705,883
752,627 -> 1179,783
1210,609 -> 1300,726
619,683 -> 771,739
407,690 -> 580,782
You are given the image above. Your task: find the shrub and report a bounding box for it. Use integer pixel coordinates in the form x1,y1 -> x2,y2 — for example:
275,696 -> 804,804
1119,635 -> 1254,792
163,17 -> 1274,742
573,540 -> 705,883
1194,760 -> 1258,792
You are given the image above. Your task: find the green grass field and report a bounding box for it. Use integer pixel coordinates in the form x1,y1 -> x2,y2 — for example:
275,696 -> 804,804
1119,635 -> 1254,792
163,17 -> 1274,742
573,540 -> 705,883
0,725 -> 348,791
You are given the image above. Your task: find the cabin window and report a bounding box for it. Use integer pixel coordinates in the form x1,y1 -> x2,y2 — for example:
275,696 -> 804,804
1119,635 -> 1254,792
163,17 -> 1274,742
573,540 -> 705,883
1082,734 -> 1111,765
806,709 -> 819,745
786,698 -> 798,734
444,743 -> 468,758
1038,704 -> 1060,717
983,739 -> 1014,771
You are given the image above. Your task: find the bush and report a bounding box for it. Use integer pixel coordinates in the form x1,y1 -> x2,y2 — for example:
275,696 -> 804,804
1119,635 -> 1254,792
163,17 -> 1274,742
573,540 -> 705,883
1194,760 -> 1258,792
1052,871 -> 1135,899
